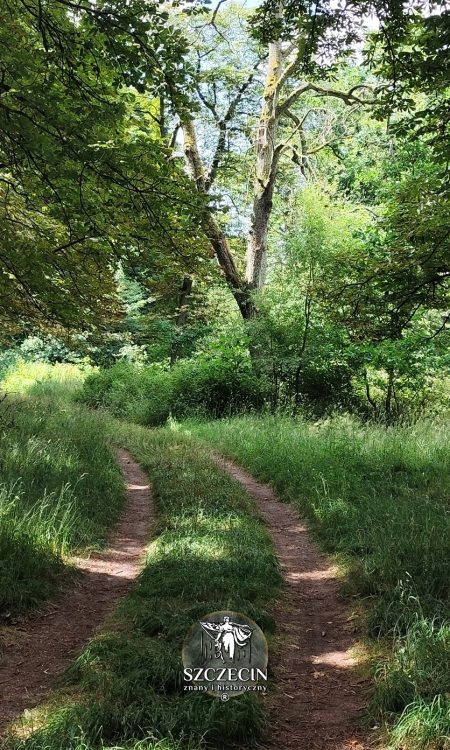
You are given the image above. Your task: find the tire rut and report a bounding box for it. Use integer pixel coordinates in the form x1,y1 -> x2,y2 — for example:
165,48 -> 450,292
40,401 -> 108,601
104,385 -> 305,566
210,451 -> 371,750
0,449 -> 153,736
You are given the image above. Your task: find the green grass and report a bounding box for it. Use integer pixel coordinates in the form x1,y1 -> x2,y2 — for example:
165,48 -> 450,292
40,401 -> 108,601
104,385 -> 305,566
1,360 -> 89,397
7,421 -> 281,750
187,414 -> 450,750
3,360 -> 448,749
0,392 -> 124,614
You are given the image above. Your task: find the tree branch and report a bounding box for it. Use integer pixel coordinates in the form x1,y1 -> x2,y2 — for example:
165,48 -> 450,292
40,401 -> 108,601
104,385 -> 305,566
277,82 -> 374,115
204,72 -> 255,191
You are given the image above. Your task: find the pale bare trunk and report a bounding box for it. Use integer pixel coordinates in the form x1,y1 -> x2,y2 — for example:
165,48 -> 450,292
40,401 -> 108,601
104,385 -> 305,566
182,42 -> 287,316
178,10 -> 367,315
245,41 -> 283,291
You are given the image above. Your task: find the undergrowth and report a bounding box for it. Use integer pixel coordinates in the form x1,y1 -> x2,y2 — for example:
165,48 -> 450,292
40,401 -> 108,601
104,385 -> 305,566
0,373 -> 123,613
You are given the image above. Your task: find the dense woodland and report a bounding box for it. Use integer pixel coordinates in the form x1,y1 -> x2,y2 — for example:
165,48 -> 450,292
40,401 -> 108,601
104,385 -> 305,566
1,0 -> 449,419
0,1 -> 449,750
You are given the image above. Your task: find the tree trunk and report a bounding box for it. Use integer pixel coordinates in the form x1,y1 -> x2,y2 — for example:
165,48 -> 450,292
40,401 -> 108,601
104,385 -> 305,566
245,40 -> 283,291
178,10 -> 368,319
170,276 -> 192,365
203,212 -> 255,320
181,40 -> 287,316
181,36 -> 289,319
385,366 -> 395,419
181,119 -> 256,319
363,369 -> 376,409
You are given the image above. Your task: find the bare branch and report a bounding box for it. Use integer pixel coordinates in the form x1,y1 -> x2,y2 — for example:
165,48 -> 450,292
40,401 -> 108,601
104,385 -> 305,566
426,312 -> 450,341
277,82 -> 374,115
210,0 -> 227,26
305,133 -> 353,155
195,84 -> 219,120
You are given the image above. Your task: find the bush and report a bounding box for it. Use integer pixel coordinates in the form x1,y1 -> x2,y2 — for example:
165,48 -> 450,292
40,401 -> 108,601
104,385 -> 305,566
80,353 -> 265,425
81,363 -> 173,426
171,350 -> 264,418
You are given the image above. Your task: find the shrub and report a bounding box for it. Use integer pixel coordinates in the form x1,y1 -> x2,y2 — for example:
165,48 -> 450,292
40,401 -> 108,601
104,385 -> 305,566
80,363 -> 173,426
171,351 -> 264,419
80,354 -> 265,425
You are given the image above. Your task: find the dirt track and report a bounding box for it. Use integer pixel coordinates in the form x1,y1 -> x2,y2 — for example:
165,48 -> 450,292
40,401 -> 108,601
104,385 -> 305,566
0,449 -> 153,736
0,446 -> 371,749
211,452 -> 370,750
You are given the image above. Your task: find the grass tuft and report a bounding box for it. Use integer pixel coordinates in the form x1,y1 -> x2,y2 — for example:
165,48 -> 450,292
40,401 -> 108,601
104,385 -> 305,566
0,393 -> 124,614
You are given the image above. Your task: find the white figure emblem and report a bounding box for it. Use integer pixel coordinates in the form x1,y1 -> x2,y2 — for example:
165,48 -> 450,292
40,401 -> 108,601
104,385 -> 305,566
200,615 -> 253,662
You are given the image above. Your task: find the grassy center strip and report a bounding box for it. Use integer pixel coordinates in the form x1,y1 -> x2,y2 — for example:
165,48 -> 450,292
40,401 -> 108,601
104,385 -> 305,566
9,421 -> 281,750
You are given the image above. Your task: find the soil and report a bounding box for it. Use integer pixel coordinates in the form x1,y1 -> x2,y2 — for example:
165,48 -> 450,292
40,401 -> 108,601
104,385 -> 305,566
0,449 -> 153,737
0,445 -> 371,749
211,452 -> 371,750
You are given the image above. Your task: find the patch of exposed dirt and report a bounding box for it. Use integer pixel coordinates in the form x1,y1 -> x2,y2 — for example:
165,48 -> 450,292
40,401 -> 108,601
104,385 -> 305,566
211,452 -> 371,750
0,449 -> 153,736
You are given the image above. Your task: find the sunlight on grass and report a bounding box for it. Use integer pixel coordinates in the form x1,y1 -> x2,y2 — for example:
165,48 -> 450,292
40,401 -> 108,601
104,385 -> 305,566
0,387 -> 123,614
189,414 -> 450,750
1,360 -> 89,397
6,422 -> 281,750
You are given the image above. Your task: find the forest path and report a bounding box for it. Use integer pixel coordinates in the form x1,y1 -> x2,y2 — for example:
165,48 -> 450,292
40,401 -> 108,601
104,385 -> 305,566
0,449 -> 153,737
210,452 -> 371,750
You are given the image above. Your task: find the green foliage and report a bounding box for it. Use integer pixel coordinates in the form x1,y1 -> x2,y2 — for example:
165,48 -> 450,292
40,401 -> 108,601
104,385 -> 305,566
9,424 -> 281,749
368,7 -> 450,166
373,619 -> 450,716
191,415 -> 450,630
250,135 -> 450,417
1,359 -> 89,396
170,347 -> 264,418
81,363 -> 173,427
1,4 -> 449,749
0,0 -> 207,338
333,145 -> 450,343
250,186 -> 364,411
386,696 -> 450,750
80,348 -> 265,425
251,0 -> 362,72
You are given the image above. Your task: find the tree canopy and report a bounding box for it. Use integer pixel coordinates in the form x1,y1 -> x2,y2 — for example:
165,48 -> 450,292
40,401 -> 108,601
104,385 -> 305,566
0,0 -> 206,338
1,0 -> 449,415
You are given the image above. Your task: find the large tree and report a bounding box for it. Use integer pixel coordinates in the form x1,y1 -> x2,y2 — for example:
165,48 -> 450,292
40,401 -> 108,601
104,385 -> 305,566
174,1 -> 378,320
173,0 -> 448,324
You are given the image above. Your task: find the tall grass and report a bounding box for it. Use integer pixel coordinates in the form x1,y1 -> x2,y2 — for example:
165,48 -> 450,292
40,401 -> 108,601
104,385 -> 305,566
188,414 -> 450,750
0,368 -> 123,613
1,359 -> 89,397
8,423 -> 281,750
